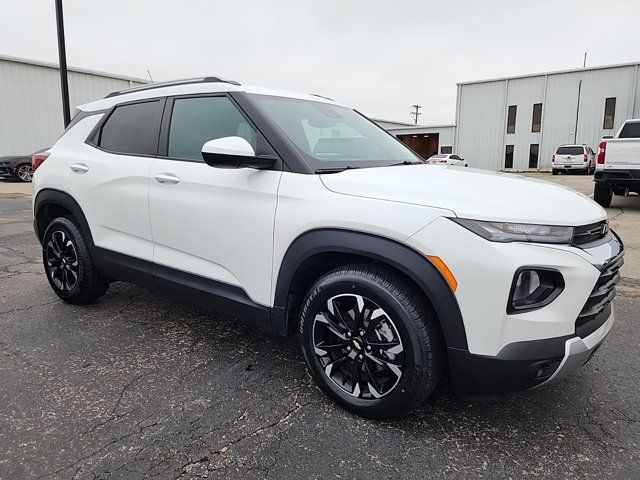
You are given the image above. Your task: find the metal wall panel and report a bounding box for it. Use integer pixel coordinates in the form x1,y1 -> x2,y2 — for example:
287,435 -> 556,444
455,81 -> 506,170
0,58 -> 142,156
504,76 -> 546,170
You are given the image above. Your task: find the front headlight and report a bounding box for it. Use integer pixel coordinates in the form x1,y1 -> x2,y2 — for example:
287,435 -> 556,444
451,218 -> 574,244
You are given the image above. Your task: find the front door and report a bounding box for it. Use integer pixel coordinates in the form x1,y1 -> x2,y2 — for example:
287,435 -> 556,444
148,95 -> 282,306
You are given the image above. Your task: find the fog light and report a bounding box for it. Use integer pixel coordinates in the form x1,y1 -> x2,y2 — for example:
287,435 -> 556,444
508,268 -> 564,313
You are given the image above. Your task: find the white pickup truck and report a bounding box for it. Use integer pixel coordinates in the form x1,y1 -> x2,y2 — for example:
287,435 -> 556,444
594,119 -> 640,207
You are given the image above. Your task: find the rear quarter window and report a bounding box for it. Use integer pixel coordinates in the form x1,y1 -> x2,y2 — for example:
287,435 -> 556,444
98,100 -> 162,156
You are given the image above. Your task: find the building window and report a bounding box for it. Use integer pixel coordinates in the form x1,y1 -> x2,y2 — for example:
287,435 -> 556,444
506,105 -> 517,134
505,145 -> 514,169
440,145 -> 453,154
603,97 -> 616,130
529,144 -> 539,169
531,103 -> 542,133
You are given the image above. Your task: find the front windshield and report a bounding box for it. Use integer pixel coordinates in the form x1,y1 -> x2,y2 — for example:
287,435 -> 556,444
251,95 -> 421,170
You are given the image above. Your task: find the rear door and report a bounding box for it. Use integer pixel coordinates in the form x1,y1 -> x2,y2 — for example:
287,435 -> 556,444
71,99 -> 162,262
148,94 -> 282,307
555,146 -> 584,166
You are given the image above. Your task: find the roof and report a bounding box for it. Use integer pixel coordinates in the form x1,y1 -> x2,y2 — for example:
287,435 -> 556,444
0,53 -> 149,84
457,60 -> 640,86
78,79 -> 344,112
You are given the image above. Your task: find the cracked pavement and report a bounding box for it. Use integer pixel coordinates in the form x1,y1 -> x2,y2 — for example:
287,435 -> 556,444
1,182 -> 639,479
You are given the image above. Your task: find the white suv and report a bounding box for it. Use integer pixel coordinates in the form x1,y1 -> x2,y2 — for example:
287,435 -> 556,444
32,78 -> 624,418
552,144 -> 596,175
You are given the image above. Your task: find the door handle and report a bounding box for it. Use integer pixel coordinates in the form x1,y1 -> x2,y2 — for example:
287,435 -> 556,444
70,163 -> 89,174
154,173 -> 180,185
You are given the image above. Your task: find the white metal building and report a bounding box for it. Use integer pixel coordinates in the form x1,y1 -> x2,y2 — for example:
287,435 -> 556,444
0,55 -> 146,156
378,61 -> 640,171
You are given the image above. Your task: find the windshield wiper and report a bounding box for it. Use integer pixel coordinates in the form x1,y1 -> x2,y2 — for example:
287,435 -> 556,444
315,165 -> 361,174
390,160 -> 423,166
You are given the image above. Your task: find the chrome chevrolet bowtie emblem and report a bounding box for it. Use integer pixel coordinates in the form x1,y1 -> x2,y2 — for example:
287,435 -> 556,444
352,339 -> 362,351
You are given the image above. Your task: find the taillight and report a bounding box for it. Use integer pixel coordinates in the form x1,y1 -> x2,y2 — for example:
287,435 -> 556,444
597,141 -> 606,164
32,152 -> 50,171
552,154 -> 556,163
583,154 -> 588,162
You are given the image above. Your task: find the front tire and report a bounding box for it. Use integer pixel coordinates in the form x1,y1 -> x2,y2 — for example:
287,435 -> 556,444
299,265 -> 443,419
593,184 -> 613,208
42,217 -> 110,304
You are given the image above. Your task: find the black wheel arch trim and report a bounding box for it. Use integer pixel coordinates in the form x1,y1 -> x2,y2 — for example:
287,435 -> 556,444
34,189 -> 95,248
272,228 -> 469,350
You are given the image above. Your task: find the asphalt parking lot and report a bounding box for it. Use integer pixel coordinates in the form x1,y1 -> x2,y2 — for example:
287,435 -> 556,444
0,174 -> 639,479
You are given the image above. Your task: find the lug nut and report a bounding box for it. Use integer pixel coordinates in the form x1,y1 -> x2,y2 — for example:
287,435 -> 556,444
346,332 -> 352,338
359,330 -> 365,337
366,345 -> 371,351
346,346 -> 352,352
357,354 -> 363,361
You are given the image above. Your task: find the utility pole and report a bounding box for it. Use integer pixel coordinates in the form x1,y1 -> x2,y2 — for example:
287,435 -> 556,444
410,104 -> 422,125
583,52 -> 587,68
55,0 -> 71,127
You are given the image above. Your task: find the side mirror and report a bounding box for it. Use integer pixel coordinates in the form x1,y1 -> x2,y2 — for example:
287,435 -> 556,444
201,136 -> 275,169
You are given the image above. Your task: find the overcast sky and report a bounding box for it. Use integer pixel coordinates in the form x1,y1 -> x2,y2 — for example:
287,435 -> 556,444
2,0 -> 639,125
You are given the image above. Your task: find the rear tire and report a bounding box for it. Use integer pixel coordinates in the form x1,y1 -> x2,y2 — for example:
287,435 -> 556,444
15,163 -> 33,182
299,264 -> 443,419
42,217 -> 110,304
552,169 -> 559,175
593,184 -> 613,208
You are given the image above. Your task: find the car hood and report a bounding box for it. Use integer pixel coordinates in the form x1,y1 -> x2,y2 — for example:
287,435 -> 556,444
320,164 -> 606,226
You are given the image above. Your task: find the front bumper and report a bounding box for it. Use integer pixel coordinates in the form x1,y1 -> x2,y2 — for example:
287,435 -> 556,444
0,166 -> 17,178
447,306 -> 615,397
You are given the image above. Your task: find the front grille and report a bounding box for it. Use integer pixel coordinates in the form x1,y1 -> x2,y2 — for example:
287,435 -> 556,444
572,220 -> 607,246
575,252 -> 623,338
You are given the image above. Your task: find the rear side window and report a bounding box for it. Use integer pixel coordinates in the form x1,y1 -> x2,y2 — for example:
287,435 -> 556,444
168,96 -> 257,161
619,122 -> 640,139
99,100 -> 162,156
556,146 -> 584,155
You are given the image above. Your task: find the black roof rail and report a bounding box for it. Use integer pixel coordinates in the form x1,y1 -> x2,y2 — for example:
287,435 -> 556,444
105,76 -> 241,98
310,93 -> 335,101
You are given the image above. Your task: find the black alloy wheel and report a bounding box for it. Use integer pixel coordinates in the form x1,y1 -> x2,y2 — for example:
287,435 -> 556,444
299,265 -> 443,419
46,230 -> 79,292
312,293 -> 404,399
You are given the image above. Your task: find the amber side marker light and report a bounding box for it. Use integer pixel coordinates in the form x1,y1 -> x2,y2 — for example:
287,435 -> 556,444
427,255 -> 458,292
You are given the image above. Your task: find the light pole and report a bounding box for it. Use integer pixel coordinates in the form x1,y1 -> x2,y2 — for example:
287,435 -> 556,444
55,0 -> 71,127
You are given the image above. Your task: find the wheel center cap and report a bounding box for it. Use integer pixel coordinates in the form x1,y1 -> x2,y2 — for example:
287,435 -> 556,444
351,339 -> 362,351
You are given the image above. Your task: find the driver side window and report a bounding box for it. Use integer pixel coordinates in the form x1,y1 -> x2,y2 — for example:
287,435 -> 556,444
168,96 -> 257,162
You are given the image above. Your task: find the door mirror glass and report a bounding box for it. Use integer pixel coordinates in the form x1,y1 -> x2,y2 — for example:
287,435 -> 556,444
201,136 -> 274,169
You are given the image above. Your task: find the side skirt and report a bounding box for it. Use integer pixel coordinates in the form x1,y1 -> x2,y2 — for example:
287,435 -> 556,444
93,247 -> 272,330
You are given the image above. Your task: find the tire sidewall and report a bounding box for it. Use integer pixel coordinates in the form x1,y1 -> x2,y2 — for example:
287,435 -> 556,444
299,271 -> 432,417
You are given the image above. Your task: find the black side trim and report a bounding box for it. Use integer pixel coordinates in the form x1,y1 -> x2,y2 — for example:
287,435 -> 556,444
273,228 -> 468,349
93,248 -> 271,329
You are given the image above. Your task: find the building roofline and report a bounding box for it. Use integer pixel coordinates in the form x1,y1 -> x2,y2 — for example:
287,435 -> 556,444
370,118 -> 417,127
386,123 -> 456,131
0,53 -> 149,84
457,60 -> 640,86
